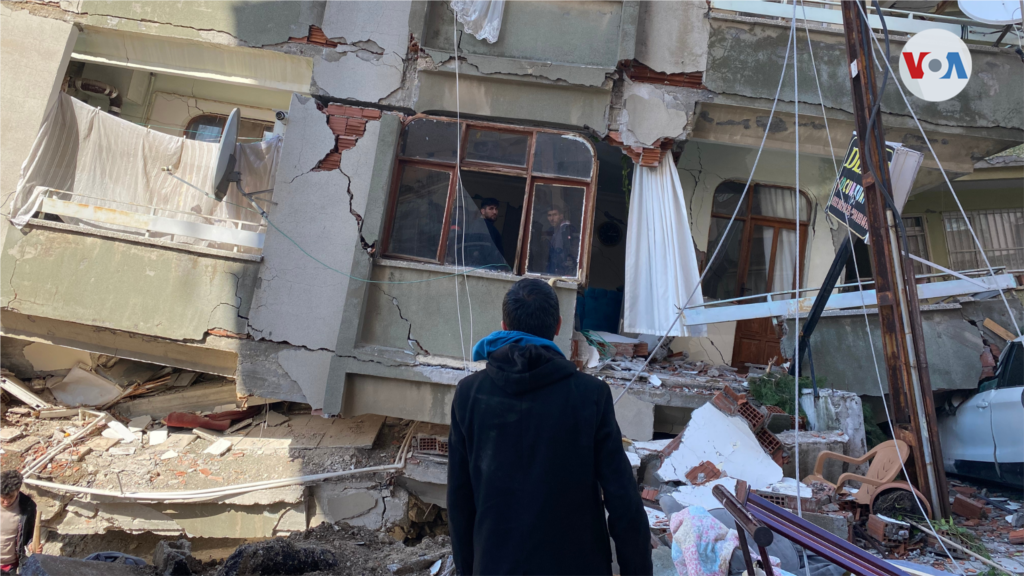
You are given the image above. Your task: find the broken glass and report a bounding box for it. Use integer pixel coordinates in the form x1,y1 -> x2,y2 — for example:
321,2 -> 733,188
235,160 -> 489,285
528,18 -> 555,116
532,132 -> 593,180
527,183 -> 585,277
387,166 -> 451,260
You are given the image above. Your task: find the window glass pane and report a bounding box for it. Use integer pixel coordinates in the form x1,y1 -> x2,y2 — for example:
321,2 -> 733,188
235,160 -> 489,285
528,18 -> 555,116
752,185 -> 810,221
387,165 -> 451,260
527,184 -> 585,277
400,119 -> 459,162
445,170 -> 524,272
532,132 -> 593,179
185,115 -> 273,143
465,129 -> 528,166
712,181 -> 749,217
702,217 -> 744,300
747,226 -> 772,296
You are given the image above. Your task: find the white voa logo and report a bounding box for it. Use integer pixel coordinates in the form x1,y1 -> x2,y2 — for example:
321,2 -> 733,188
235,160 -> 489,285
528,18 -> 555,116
898,28 -> 972,102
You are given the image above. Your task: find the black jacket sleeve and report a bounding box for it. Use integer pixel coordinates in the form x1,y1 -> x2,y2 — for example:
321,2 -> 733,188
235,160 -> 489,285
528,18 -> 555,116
19,494 -> 37,558
447,387 -> 476,575
595,386 -> 653,576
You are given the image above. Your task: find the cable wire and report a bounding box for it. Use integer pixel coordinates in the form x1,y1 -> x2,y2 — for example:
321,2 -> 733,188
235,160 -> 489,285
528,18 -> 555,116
452,15 -> 469,369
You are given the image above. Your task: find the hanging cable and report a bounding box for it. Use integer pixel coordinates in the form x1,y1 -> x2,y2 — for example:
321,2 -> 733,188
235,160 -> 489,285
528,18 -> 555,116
452,13 -> 469,369
614,16 -> 798,405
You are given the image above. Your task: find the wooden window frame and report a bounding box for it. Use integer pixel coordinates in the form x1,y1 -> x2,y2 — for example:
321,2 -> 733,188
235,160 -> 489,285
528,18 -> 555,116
707,181 -> 813,298
380,116 -> 599,282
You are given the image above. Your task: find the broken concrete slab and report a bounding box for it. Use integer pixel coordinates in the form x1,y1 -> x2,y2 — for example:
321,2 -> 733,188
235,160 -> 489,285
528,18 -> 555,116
103,420 -> 137,443
84,436 -> 119,452
613,390 -> 655,441
148,428 -> 168,446
126,415 -> 151,433
256,410 -> 290,427
4,435 -> 41,454
48,364 -> 122,407
159,433 -> 196,452
0,428 -> 24,442
318,414 -> 385,449
777,430 -> 850,482
204,439 -> 233,456
658,404 -> 783,489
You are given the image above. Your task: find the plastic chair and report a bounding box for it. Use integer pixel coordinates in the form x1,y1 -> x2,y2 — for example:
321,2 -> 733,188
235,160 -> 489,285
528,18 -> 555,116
802,439 -> 909,506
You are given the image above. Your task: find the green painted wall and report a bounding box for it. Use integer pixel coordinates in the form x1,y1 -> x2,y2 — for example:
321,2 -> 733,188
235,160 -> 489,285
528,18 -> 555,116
1,225 -> 259,342
902,182 -> 1024,269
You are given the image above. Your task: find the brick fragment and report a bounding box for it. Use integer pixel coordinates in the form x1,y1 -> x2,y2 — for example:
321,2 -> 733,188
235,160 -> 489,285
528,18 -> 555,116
685,461 -> 721,486
951,494 -> 985,519
952,485 -> 977,497
1010,529 -> 1024,545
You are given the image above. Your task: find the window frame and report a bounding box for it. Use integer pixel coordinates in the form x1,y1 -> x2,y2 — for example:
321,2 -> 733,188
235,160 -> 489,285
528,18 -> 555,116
704,181 -> 813,299
380,116 -> 599,281
183,113 -> 274,143
941,208 -> 1024,273
900,214 -> 932,277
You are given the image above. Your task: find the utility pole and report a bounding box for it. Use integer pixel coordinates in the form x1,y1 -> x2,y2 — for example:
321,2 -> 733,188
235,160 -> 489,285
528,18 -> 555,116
839,1 -> 951,519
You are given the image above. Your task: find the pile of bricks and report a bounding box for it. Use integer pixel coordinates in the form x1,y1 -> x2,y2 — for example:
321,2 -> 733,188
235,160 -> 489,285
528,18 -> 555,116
412,434 -> 449,457
684,460 -> 721,486
315,104 -> 383,171
605,132 -> 670,168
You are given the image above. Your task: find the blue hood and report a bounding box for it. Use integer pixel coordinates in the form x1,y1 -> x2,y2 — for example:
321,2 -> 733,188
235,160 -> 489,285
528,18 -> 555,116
472,331 -> 564,362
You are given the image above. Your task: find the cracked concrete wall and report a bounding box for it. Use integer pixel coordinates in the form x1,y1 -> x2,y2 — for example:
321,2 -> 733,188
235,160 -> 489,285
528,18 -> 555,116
236,339 -> 331,408
67,1 -> 326,47
704,19 -> 1024,132
671,140 -> 840,365
248,94 -> 380,354
634,0 -> 709,74
782,301 -> 1016,396
619,80 -> 710,146
360,264 -> 577,360
311,1 -> 411,103
1,225 -> 257,342
422,1 -> 628,71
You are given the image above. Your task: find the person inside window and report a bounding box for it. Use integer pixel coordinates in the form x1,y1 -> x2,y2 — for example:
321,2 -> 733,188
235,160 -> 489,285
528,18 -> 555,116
479,197 -> 503,258
546,206 -> 578,276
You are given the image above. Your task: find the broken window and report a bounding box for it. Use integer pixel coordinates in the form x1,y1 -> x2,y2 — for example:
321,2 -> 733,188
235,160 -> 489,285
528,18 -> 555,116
382,117 -> 597,279
942,208 -> 1024,272
184,114 -> 274,143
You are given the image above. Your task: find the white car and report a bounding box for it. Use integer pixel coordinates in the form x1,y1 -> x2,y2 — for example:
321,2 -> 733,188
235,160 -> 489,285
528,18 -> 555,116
938,337 -> 1023,487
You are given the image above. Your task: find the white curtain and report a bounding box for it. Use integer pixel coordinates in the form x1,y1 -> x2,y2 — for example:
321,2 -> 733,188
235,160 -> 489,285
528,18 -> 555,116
757,186 -> 800,293
10,93 -> 281,241
451,0 -> 505,43
623,151 -> 706,337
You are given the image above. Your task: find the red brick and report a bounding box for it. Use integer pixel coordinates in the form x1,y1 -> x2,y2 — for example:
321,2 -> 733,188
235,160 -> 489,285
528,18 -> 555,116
952,494 -> 985,519
641,487 -> 659,501
685,461 -> 721,486
316,152 -> 341,171
1010,529 -> 1024,545
737,402 -> 767,431
711,391 -> 739,416
952,486 -> 977,497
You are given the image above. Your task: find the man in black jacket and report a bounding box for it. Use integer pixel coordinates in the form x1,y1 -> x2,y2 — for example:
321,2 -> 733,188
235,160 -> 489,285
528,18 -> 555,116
448,279 -> 652,575
1,470 -> 38,574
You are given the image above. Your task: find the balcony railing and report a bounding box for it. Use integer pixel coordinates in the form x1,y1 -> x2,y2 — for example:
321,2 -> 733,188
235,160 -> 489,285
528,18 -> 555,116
710,0 -> 1018,47
35,189 -> 266,255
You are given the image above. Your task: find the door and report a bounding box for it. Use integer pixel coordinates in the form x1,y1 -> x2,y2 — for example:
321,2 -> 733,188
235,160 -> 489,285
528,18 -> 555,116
703,183 -> 810,372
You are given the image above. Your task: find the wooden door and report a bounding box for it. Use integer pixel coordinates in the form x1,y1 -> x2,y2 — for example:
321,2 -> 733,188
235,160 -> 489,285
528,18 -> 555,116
703,183 -> 811,372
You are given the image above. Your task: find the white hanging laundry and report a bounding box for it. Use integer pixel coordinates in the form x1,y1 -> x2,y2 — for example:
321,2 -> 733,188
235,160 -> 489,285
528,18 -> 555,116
451,0 -> 505,44
623,150 -> 707,337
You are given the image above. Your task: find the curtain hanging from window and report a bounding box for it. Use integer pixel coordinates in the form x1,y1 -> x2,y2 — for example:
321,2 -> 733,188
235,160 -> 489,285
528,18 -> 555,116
451,0 -> 505,44
756,185 -> 799,292
623,150 -> 707,337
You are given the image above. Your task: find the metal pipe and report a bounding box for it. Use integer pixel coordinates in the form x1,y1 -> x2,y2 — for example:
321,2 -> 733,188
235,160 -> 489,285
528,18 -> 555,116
712,484 -> 774,547
74,78 -> 122,117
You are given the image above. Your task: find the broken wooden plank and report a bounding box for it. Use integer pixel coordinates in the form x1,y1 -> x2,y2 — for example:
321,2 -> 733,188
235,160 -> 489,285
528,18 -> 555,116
983,318 -> 1017,342
0,375 -> 51,409
679,275 -> 1017,326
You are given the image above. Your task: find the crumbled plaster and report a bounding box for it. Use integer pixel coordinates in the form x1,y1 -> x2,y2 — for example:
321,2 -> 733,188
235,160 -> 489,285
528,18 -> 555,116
465,54 -> 613,88
247,94 -> 363,353
618,81 -> 705,147
312,1 -> 412,103
277,347 -> 332,410
634,0 -> 710,75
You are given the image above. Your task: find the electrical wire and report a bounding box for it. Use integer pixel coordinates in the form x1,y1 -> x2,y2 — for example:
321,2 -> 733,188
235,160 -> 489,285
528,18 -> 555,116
614,15 -> 797,406
452,15 -> 469,370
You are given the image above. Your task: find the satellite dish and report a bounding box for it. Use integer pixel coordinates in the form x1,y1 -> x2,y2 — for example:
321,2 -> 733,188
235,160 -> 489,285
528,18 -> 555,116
212,108 -> 241,201
959,1 -> 1023,25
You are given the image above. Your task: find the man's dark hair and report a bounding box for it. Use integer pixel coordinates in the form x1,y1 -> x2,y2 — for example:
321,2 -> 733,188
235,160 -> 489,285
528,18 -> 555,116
502,279 -> 560,340
480,197 -> 500,209
1,470 -> 23,496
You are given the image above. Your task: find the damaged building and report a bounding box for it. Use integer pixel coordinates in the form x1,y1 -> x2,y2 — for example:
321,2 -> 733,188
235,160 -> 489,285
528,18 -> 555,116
1,0 -> 1023,561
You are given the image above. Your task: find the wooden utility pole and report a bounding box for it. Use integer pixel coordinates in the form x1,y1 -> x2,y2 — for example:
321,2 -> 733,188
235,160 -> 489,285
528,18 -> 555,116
839,0 -> 951,519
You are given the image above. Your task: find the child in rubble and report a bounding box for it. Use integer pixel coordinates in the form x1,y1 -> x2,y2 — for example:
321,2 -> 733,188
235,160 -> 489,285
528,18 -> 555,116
1,470 -> 38,575
447,278 -> 653,575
